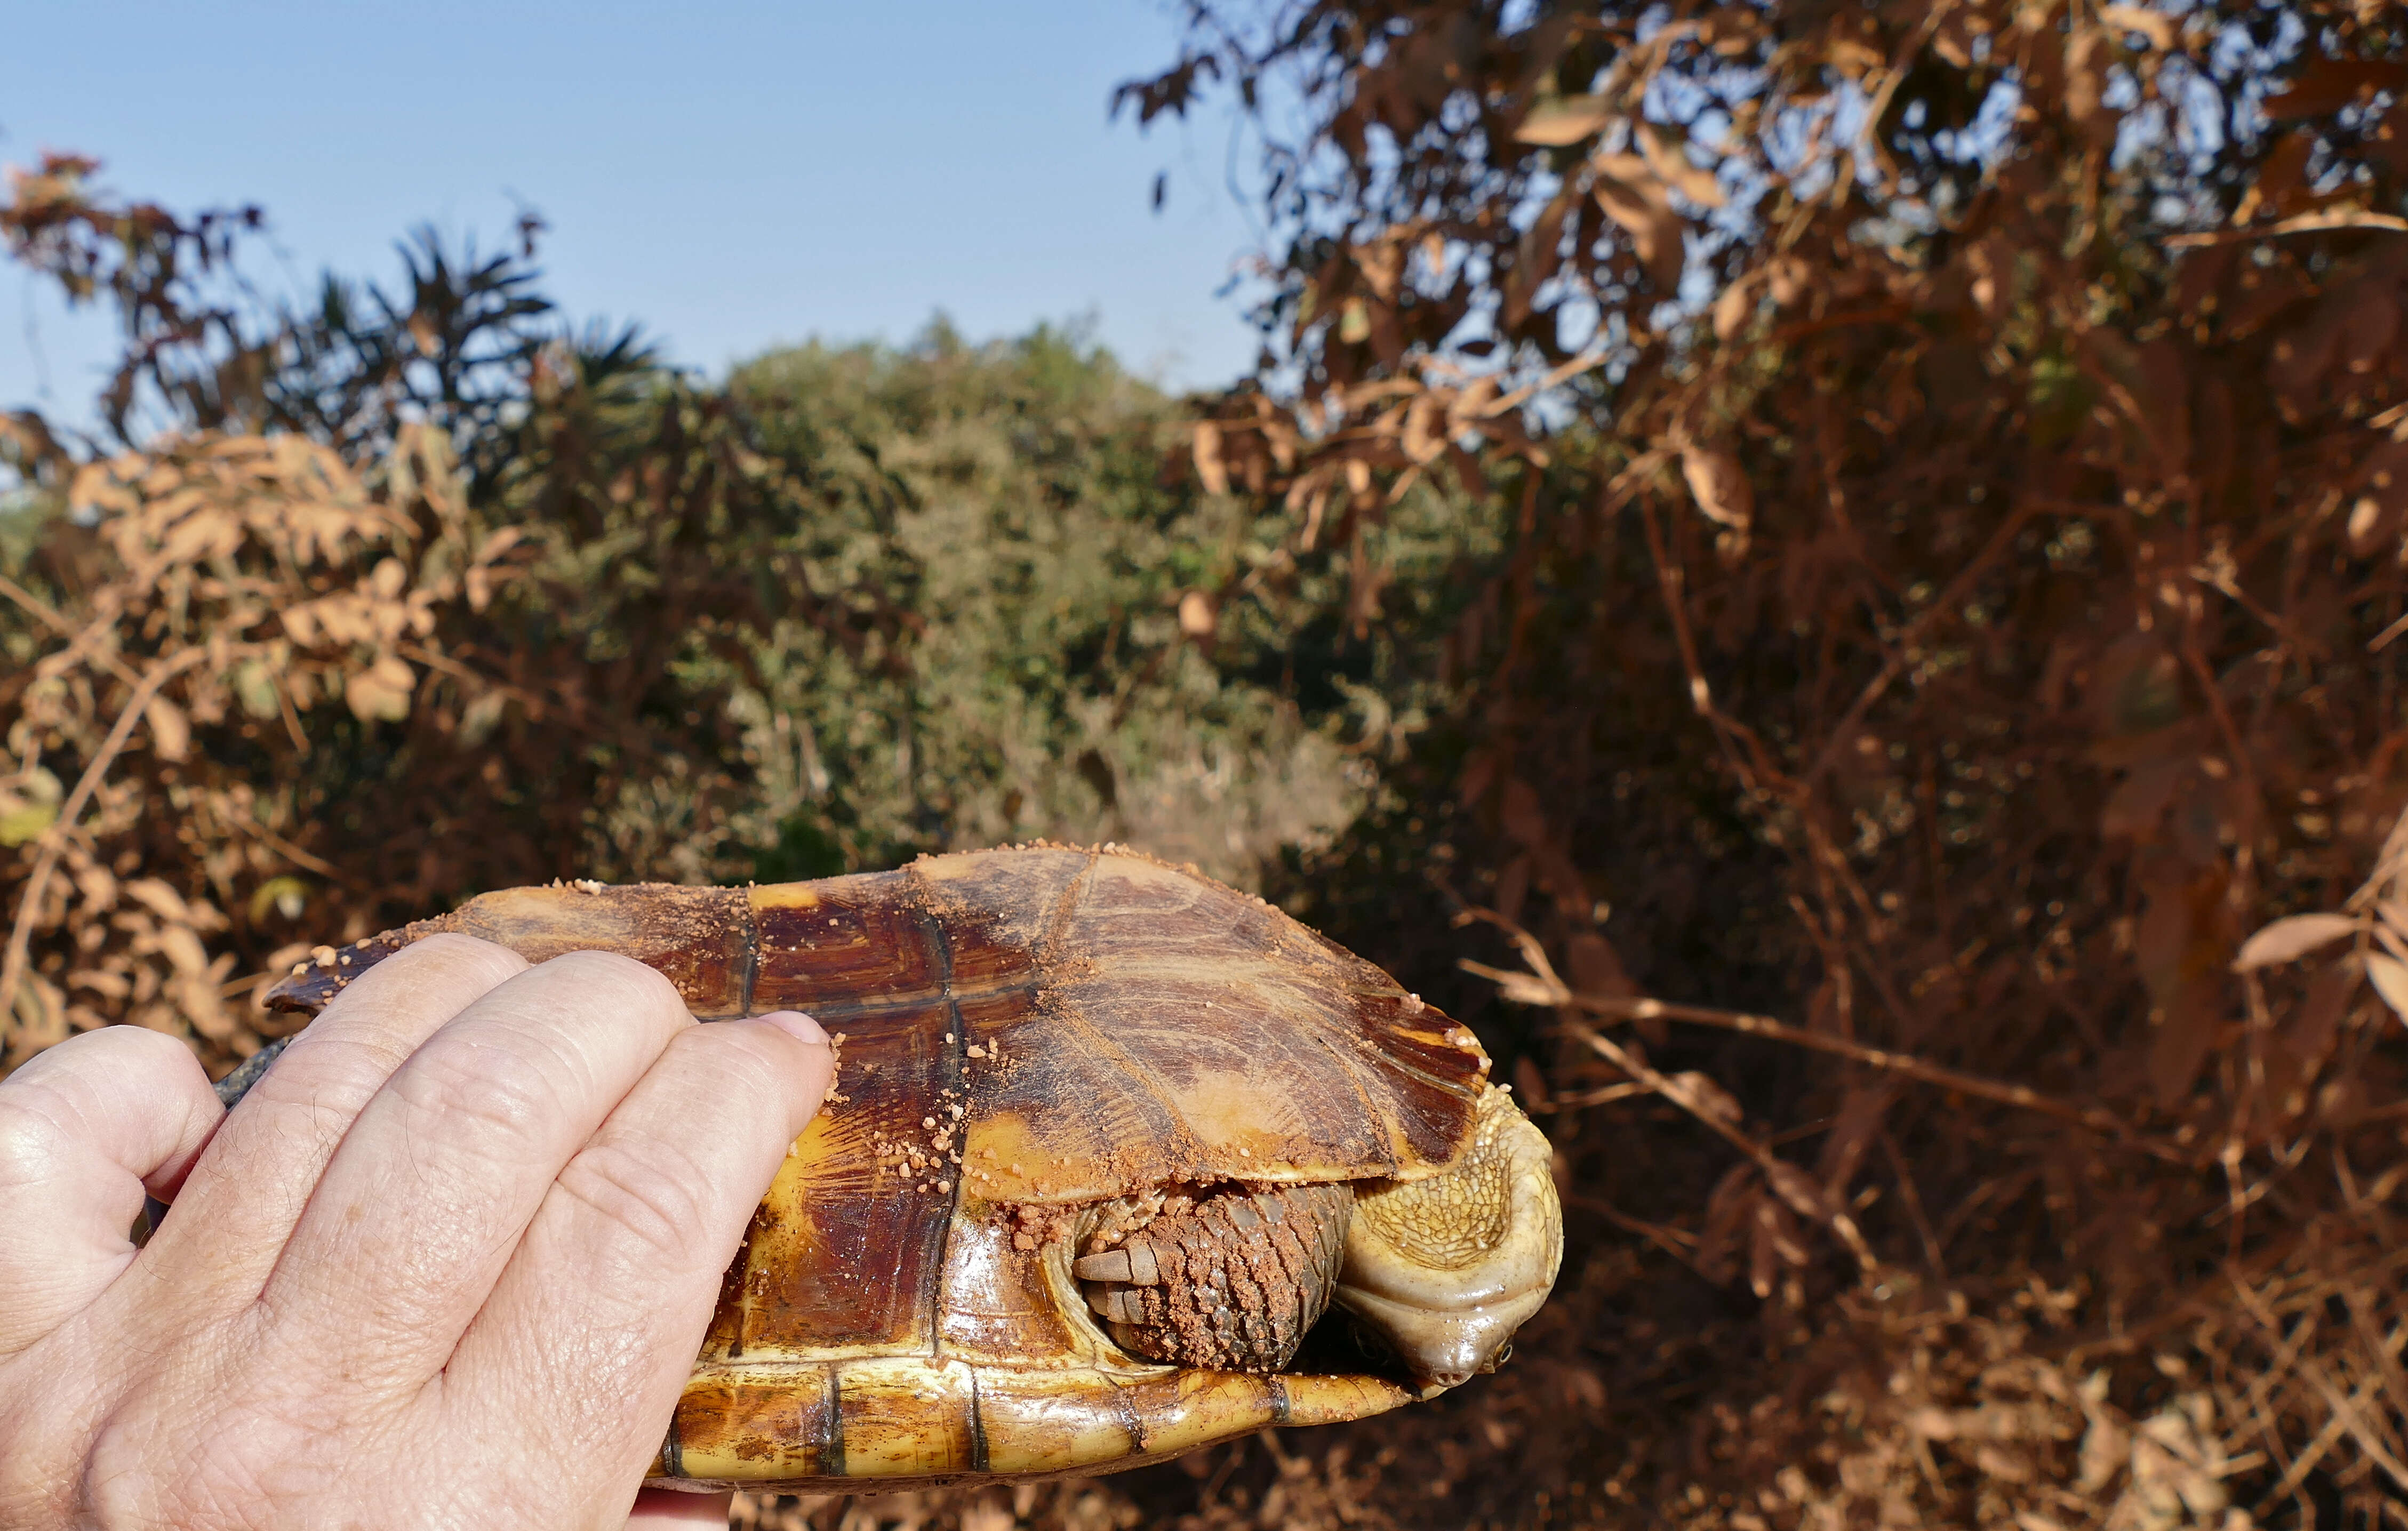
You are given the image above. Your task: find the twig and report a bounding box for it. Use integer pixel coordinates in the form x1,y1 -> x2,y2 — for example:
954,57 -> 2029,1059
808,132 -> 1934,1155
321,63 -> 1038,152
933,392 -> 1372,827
2,649 -> 205,1030
0,574 -> 142,688
2193,557 -> 2326,661
1765,302 -> 1915,348
396,642 -> 554,723
1535,1081 -> 1651,1111
2061,1241 -> 2408,1369
1799,496 -> 2042,790
2232,1270 -> 2408,1498
272,669 -> 309,755
0,573 -> 73,638
1458,891 -> 2182,1155
1565,1192 -> 1706,1271
1881,1128 -> 1947,1283
1573,1021 -> 1877,1271
1477,346 -> 1609,419
1637,493 -> 1774,791
2166,209 -> 2408,249
1469,967 -> 2180,1156
221,812 -> 358,888
1844,0 -> 1958,200
2344,1288 -> 2408,1447
2371,607 -> 2408,653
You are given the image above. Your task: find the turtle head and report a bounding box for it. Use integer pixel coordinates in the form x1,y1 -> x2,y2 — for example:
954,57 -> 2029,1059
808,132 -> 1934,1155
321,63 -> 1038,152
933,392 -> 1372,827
1333,1085 -> 1562,1390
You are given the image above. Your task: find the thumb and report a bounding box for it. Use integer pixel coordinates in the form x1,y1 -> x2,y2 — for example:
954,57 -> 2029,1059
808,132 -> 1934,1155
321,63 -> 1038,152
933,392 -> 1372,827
0,1025 -> 223,1356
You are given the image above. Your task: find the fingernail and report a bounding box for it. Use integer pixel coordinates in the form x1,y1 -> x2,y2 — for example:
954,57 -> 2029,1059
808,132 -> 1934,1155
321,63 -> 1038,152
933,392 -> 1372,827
754,1009 -> 829,1045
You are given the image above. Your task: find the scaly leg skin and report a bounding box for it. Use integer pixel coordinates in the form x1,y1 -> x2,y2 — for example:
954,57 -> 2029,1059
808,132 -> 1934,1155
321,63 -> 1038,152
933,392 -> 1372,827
1074,1182 -> 1353,1372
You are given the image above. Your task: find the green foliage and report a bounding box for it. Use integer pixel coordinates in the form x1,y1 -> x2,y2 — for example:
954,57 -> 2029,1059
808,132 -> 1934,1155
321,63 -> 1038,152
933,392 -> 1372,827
1,171 -> 1508,1075
691,319 -> 1497,887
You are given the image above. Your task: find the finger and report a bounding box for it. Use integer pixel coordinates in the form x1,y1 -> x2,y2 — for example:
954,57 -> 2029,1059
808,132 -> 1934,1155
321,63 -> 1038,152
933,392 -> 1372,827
260,950 -> 698,1386
626,1488 -> 733,1527
151,934 -> 530,1294
449,1012 -> 831,1495
0,1025 -> 222,1354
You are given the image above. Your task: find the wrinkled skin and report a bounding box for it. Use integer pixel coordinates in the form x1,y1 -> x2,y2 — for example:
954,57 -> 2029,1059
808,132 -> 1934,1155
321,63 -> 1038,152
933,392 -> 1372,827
0,935 -> 833,1529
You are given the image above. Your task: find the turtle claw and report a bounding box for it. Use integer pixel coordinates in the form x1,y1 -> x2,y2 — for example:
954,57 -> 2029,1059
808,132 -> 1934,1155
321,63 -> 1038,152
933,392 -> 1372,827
1073,1241 -> 1161,1286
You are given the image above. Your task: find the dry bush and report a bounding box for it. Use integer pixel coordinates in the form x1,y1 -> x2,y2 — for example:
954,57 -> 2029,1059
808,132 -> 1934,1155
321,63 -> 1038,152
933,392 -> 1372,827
1098,1 -> 2408,1525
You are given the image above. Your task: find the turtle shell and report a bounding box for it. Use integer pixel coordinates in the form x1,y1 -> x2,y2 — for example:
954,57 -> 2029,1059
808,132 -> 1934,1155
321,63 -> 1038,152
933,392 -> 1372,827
261,844 -> 1496,1488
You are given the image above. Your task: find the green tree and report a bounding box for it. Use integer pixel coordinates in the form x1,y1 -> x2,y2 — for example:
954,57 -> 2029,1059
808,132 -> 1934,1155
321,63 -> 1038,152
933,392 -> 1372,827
2,165 -> 1495,1084
709,317 -> 1492,888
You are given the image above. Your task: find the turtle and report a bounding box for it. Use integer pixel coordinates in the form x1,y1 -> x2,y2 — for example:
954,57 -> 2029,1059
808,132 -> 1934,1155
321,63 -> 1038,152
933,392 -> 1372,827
243,844 -> 1562,1492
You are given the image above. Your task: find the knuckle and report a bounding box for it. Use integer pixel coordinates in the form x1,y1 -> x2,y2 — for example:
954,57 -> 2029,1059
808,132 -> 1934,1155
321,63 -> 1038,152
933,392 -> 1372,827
0,1024 -> 190,1131
695,1025 -> 820,1111
243,1031 -> 395,1116
389,1034 -> 561,1142
403,931 -> 530,981
84,1392 -> 344,1529
321,932 -> 526,1024
544,948 -> 686,1010
0,1096 -> 70,1187
81,1411 -> 229,1527
554,1136 -> 716,1262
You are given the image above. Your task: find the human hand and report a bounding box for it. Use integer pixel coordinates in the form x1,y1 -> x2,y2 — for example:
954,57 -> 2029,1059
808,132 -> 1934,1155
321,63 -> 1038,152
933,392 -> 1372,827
0,934 -> 834,1529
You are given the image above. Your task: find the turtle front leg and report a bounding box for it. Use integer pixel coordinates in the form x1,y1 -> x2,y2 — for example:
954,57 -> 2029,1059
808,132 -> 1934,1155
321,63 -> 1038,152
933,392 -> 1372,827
1073,1182 -> 1353,1373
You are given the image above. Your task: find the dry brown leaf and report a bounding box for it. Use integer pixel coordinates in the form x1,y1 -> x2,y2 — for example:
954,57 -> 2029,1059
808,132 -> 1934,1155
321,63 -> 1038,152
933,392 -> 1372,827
1669,1069 -> 1746,1127
2379,897 -> 2408,940
1459,957 -> 1571,1008
1763,1159 -> 1833,1221
1590,153 -> 1684,288
1175,589 -> 1217,639
1401,392 -> 1446,463
1747,1200 -> 1787,1297
1679,441 -> 1754,531
1711,272 -> 1760,340
2098,4 -> 2175,50
1638,124 -> 1724,208
2232,911 -> 2361,970
2364,951 -> 2408,1024
1337,295 -> 1371,344
1192,420 -> 1228,496
122,878 -> 193,925
2064,24 -> 2119,147
1514,95 -> 1614,147
343,653 -> 416,723
156,924 -> 209,975
144,696 -> 191,763
1502,182 -> 1579,327
2375,918 -> 2408,967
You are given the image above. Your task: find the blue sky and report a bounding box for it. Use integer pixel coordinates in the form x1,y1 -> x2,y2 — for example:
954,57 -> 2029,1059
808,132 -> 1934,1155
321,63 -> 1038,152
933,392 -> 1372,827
1,2 -> 1264,428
